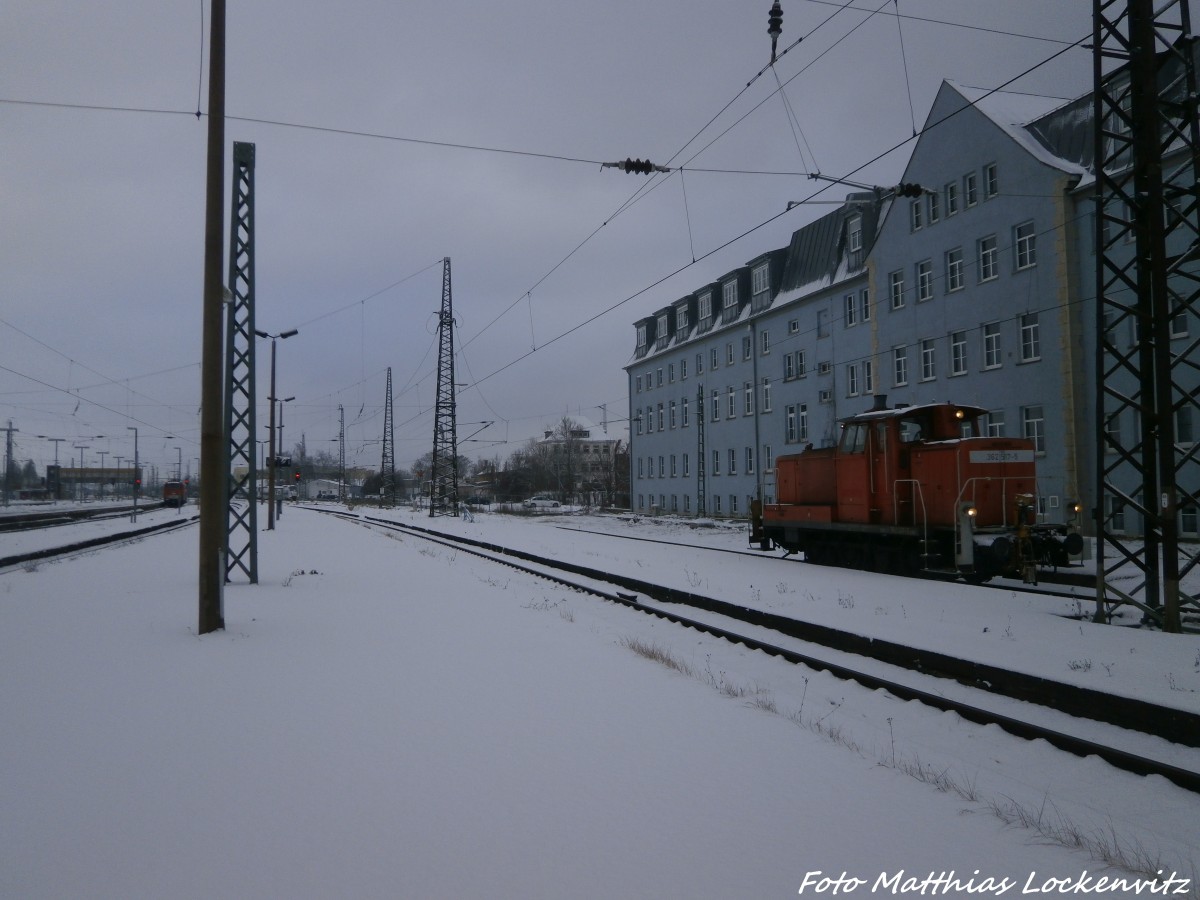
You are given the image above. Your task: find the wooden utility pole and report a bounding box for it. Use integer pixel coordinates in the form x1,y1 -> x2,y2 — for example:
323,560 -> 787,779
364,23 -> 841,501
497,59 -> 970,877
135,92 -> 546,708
198,0 -> 226,634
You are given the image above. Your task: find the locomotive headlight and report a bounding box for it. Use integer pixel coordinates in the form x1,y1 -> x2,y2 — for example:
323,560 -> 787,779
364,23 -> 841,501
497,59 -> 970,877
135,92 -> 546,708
966,505 -> 978,518
954,408 -> 965,420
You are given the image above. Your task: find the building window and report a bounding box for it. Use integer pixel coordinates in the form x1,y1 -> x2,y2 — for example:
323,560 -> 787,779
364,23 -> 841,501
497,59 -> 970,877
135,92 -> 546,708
978,235 -> 998,282
711,390 -> 720,422
726,343 -> 734,365
696,353 -> 704,375
714,495 -> 722,515
910,198 -> 923,231
682,453 -> 690,476
863,359 -> 874,394
893,346 -> 908,386
1181,505 -> 1198,536
860,288 -> 871,322
844,293 -> 858,327
727,387 -> 736,418
1105,411 -> 1121,450
785,353 -> 796,380
657,403 -> 664,431
1014,221 -> 1037,270
713,449 -> 721,476
846,363 -> 859,396
638,458 -> 644,478
684,493 -> 691,513
743,381 -> 754,415
1022,405 -> 1045,453
889,270 -> 905,309
986,410 -> 1005,437
659,456 -> 665,478
669,400 -> 677,429
681,397 -> 689,428
636,409 -> 643,435
927,190 -> 940,224
1020,313 -> 1041,361
636,324 -> 648,351
723,281 -> 738,315
742,336 -> 752,360
964,172 -> 978,207
680,358 -> 687,380
946,247 -> 964,292
761,329 -> 770,355
796,349 -> 807,377
635,375 -> 642,393
745,446 -> 755,474
764,444 -> 774,471
670,454 -> 677,477
668,363 -> 675,383
983,322 -> 1002,369
646,406 -> 654,433
1170,310 -> 1189,338
950,331 -> 967,375
786,406 -> 797,442
646,455 -> 653,478
711,347 -> 719,370
1177,406 -> 1194,444
730,494 -> 739,515
847,215 -> 863,252
676,306 -> 689,331
657,367 -> 663,387
916,260 -> 933,302
984,163 -> 998,199
728,448 -> 737,475
761,377 -> 772,412
945,181 -> 959,216
920,339 -> 936,381
752,264 -> 770,296
788,319 -> 799,334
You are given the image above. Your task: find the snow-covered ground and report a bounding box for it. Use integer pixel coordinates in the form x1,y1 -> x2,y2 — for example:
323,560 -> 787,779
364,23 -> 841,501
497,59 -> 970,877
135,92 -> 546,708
2,504 -> 1198,899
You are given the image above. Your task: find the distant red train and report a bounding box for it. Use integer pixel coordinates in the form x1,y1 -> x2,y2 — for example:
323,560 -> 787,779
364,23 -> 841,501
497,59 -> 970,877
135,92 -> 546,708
750,399 -> 1082,582
162,480 -> 188,508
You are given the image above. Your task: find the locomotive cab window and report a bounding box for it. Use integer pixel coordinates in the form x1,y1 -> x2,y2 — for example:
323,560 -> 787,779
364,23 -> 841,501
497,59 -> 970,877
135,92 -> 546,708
898,417 -> 926,443
840,423 -> 868,454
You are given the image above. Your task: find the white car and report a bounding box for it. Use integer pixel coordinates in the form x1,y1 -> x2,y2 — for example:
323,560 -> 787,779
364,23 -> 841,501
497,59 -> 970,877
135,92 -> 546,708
522,495 -> 561,509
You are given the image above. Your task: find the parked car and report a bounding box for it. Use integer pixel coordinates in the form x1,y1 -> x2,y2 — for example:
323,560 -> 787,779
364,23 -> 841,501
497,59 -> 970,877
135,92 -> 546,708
522,495 -> 561,509
464,495 -> 491,505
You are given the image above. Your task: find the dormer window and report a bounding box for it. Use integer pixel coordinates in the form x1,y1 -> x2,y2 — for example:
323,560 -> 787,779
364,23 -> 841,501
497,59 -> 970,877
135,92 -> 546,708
847,215 -> 862,253
636,323 -> 648,350
752,264 -> 769,296
698,291 -> 712,327
676,306 -> 689,331
723,281 -> 738,312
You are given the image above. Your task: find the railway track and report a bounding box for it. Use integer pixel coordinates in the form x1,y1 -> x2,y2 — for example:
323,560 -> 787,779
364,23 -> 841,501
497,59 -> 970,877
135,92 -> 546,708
0,513 -> 197,570
0,502 -> 169,533
316,507 -> 1200,794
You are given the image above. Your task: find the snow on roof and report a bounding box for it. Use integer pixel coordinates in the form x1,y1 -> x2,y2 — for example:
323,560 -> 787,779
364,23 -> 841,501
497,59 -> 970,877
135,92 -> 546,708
948,82 -> 1089,179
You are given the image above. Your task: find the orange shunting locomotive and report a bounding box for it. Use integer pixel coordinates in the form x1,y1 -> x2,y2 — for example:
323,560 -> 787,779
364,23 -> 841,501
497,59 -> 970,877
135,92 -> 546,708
751,399 -> 1083,582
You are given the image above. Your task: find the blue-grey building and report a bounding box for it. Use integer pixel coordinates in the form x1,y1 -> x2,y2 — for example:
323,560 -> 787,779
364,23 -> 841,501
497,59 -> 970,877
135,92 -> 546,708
626,69 -> 1198,538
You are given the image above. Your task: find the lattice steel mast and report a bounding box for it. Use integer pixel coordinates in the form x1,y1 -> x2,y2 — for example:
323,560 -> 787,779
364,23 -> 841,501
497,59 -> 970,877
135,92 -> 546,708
430,257 -> 459,517
1093,0 -> 1200,632
338,403 -> 346,503
224,141 -> 258,583
381,367 -> 396,507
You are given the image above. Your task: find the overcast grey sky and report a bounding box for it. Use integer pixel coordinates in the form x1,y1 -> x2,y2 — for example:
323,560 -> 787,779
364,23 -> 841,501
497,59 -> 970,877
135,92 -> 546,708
2,1 -> 1105,477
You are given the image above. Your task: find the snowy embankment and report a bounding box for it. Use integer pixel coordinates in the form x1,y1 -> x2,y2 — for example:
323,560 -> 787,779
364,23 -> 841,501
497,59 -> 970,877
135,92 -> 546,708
2,506 -> 1198,899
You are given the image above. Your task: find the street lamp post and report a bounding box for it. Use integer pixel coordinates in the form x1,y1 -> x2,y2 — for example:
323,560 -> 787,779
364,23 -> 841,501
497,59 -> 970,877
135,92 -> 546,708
255,328 -> 298,530
73,445 -> 89,502
127,426 -> 139,522
97,450 -> 108,500
175,447 -> 182,481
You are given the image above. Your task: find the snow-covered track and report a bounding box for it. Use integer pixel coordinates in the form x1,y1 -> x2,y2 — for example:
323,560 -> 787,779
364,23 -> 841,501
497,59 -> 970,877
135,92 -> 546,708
0,514 -> 197,571
0,502 -> 169,533
315,508 -> 1200,793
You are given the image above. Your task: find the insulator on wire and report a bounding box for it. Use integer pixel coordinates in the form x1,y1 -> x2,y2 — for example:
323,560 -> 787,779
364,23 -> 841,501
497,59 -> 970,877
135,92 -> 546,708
602,158 -> 668,175
768,1 -> 783,63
